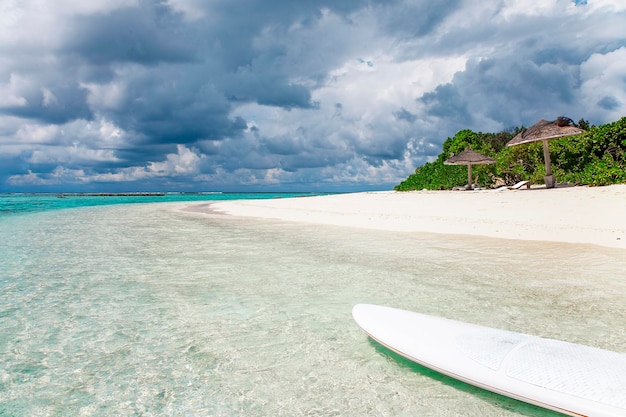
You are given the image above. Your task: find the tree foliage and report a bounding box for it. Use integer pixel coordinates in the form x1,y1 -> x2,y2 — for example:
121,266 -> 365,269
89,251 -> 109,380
395,117 -> 626,190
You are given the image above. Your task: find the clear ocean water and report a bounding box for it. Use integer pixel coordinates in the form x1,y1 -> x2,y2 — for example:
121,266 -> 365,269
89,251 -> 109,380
1,193 -> 625,416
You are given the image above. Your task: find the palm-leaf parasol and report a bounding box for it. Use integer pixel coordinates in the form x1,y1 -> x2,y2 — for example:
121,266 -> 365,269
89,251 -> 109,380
507,117 -> 585,188
444,147 -> 495,190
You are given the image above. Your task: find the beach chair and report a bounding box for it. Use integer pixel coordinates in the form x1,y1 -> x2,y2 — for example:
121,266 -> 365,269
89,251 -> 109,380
509,180 -> 530,190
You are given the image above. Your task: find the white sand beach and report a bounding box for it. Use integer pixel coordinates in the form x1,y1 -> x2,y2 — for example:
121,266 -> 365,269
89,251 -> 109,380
187,184 -> 626,249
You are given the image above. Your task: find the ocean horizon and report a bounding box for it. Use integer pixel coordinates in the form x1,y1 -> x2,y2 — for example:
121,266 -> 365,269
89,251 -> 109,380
1,194 -> 625,416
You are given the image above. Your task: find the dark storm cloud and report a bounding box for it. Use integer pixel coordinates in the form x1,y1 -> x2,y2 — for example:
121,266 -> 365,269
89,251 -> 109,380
378,0 -> 462,38
256,132 -> 351,169
224,69 -> 316,110
355,134 -> 409,160
61,0 -> 356,143
1,0 -> 625,191
598,96 -> 620,111
531,46 -> 592,67
393,108 -> 417,123
106,71 -> 248,144
2,81 -> 93,124
4,0 -> 336,139
63,5 -> 194,65
418,48 -> 589,132
419,84 -> 471,127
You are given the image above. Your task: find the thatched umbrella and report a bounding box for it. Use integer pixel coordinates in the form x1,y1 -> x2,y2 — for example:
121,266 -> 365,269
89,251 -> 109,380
506,117 -> 585,188
444,147 -> 495,190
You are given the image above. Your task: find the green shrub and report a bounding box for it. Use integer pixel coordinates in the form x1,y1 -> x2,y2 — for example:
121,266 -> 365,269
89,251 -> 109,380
395,129 -> 511,190
551,117 -> 626,185
395,116 -> 626,190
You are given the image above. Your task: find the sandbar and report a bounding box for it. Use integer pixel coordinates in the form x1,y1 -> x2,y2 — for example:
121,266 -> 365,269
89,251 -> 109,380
185,185 -> 626,249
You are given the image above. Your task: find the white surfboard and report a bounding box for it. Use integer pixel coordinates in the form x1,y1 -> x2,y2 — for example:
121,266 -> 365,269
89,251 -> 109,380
352,304 -> 626,417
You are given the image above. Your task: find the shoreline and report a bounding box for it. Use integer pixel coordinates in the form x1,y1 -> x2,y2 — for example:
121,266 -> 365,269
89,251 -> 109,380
182,184 -> 626,249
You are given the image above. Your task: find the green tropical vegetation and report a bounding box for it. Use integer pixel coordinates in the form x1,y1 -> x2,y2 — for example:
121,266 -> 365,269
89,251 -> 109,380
394,116 -> 626,190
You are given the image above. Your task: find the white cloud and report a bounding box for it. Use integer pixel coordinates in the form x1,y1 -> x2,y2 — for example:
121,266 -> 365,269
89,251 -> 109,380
27,143 -> 119,165
585,0 -> 626,12
7,170 -> 47,186
15,123 -> 59,144
0,74 -> 33,108
497,0 -> 572,21
578,47 -> 626,122
165,0 -> 206,20
41,88 -> 58,107
147,144 -> 204,176
90,144 -> 204,182
7,166 -> 88,186
8,144 -> 205,185
82,81 -> 127,111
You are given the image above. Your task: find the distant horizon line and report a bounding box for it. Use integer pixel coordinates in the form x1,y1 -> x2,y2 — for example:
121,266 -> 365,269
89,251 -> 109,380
0,190 -> 350,196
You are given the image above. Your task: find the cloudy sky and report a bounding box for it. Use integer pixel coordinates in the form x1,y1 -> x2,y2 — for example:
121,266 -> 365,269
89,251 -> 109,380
1,0 -> 625,192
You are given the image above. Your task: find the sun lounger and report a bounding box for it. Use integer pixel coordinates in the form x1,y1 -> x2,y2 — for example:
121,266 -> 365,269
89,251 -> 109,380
509,180 -> 530,189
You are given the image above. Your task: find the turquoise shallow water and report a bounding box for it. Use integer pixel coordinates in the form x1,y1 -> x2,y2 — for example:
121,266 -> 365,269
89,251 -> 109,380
0,192 -> 325,218
1,198 -> 625,416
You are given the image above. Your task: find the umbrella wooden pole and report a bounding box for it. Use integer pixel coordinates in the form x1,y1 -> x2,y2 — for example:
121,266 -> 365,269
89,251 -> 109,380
542,139 -> 556,188
467,164 -> 473,190
542,140 -> 552,176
